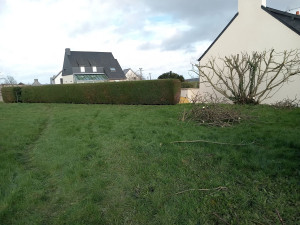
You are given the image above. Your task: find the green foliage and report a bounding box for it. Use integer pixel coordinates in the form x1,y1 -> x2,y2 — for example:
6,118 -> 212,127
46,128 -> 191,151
1,86 -> 22,103
21,79 -> 181,105
0,104 -> 299,224
158,71 -> 185,82
181,81 -> 199,88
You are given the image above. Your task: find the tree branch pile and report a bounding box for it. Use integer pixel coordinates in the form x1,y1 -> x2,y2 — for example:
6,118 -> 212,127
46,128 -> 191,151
182,104 -> 247,127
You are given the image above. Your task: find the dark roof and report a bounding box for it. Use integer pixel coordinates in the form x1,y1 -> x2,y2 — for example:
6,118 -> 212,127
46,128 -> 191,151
262,6 -> 300,35
198,13 -> 239,61
62,50 -> 126,80
198,7 -> 300,62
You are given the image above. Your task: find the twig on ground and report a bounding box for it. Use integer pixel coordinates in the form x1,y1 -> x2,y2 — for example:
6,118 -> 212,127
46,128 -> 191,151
181,108 -> 187,121
251,220 -> 266,225
276,209 -> 285,225
212,213 -> 231,225
175,186 -> 227,195
171,139 -> 254,146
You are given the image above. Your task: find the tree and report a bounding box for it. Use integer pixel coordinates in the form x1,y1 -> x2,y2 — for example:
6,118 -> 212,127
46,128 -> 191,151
194,49 -> 300,104
158,71 -> 185,82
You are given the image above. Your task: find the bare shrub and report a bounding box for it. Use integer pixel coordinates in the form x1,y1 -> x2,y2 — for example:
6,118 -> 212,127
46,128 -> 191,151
272,97 -> 299,109
189,92 -> 230,104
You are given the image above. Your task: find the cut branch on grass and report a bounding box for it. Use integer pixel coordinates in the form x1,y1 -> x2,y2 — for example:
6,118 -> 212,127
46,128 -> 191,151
171,139 -> 254,146
276,209 -> 285,225
175,186 -> 227,195
212,213 -> 231,225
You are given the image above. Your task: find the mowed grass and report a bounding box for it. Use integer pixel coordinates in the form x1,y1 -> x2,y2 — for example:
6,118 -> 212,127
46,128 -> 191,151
0,103 -> 299,224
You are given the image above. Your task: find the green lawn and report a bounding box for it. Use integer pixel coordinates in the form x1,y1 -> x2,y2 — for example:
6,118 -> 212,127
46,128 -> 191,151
0,103 -> 299,224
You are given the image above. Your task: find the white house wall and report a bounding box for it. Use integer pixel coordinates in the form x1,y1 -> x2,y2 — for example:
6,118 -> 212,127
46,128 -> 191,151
63,75 -> 74,84
54,73 -> 62,84
54,75 -> 74,84
199,0 -> 300,104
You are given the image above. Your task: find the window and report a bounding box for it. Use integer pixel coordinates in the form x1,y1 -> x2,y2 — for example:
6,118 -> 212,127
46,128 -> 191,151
92,66 -> 97,72
110,67 -> 116,72
80,66 -> 85,72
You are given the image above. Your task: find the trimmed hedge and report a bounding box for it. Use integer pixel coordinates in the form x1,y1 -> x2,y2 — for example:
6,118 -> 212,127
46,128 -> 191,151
2,86 -> 22,103
21,79 -> 181,105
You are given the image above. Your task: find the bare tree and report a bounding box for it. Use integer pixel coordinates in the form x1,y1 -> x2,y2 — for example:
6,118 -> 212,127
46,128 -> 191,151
194,49 -> 300,104
3,75 -> 17,86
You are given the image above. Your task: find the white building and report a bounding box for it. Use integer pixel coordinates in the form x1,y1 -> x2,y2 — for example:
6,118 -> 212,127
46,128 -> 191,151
198,0 -> 300,104
123,68 -> 142,81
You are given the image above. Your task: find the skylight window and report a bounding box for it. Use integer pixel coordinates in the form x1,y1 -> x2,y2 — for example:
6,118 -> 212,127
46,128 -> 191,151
92,66 -> 97,72
110,68 -> 116,72
80,66 -> 85,72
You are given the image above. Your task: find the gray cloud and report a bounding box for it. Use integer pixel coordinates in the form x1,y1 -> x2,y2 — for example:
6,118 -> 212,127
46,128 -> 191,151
66,0 -> 300,52
138,42 -> 160,51
138,0 -> 300,51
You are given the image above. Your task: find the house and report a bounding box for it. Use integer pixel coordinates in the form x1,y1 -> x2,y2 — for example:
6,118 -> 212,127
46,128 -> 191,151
123,68 -> 142,81
51,48 -> 126,84
32,79 -> 41,86
198,0 -> 300,104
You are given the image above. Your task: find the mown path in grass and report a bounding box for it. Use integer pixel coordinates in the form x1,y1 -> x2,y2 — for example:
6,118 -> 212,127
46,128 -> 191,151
0,103 -> 299,224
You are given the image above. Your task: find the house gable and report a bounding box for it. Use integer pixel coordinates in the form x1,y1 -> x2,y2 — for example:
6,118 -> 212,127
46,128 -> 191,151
197,0 -> 300,104
198,0 -> 300,62
123,68 -> 141,80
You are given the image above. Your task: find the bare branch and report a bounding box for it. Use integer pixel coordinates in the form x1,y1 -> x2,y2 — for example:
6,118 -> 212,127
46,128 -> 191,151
195,49 -> 300,104
175,186 -> 227,195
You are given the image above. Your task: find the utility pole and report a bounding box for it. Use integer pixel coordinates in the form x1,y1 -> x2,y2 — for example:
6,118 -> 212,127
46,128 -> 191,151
139,68 -> 143,79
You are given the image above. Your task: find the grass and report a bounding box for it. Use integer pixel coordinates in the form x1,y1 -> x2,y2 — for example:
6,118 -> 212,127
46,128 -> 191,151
0,103 -> 299,224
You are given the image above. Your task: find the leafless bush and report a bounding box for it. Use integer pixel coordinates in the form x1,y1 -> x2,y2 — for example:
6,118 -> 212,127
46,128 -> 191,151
189,92 -> 230,104
194,49 -> 300,104
272,97 -> 299,109
181,104 -> 247,127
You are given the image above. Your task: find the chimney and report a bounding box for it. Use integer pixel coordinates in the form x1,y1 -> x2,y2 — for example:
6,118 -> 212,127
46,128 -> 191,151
297,11 -> 299,15
238,0 -> 267,13
65,48 -> 71,55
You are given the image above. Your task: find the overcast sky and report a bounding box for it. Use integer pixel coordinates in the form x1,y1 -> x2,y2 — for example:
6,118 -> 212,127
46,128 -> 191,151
0,0 -> 299,84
